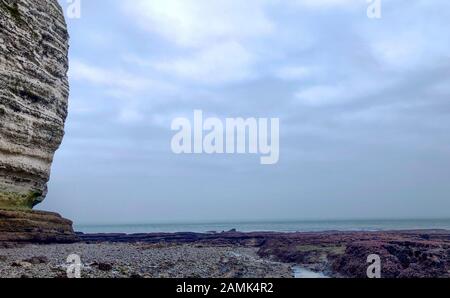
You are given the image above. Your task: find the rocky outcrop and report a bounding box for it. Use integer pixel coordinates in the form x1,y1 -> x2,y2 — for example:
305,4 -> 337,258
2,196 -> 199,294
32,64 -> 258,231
0,209 -> 77,243
331,237 -> 450,278
256,230 -> 450,278
0,0 -> 77,243
0,0 -> 69,209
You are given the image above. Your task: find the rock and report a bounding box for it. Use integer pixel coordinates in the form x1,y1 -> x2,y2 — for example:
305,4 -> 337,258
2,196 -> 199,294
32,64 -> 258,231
256,230 -> 450,278
330,238 -> 450,278
0,1 -> 77,242
11,260 -> 32,268
23,255 -> 49,265
0,209 -> 79,243
97,262 -> 113,272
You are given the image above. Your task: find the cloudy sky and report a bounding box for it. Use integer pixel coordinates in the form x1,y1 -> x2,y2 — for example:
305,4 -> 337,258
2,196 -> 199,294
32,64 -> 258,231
43,0 -> 450,224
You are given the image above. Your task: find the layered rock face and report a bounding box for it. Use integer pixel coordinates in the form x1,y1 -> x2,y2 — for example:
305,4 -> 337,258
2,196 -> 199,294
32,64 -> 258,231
0,0 -> 69,210
0,209 -> 77,243
0,0 -> 77,243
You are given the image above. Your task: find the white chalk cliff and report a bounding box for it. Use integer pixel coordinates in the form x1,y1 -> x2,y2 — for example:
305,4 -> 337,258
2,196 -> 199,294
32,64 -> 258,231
0,0 -> 76,242
0,0 -> 69,209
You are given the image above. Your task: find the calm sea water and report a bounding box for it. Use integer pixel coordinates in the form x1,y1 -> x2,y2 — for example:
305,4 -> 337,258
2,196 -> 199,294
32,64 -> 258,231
75,219 -> 450,234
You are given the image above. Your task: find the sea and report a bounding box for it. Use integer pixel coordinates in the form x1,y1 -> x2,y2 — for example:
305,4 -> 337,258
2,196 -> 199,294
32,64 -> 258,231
75,218 -> 450,234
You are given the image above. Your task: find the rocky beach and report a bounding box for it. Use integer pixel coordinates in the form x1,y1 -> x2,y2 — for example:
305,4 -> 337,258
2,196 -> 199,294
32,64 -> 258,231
0,242 -> 293,278
0,229 -> 449,278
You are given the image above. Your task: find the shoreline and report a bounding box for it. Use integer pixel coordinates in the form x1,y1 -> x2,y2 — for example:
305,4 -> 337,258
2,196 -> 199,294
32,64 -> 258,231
0,229 -> 449,278
74,218 -> 450,234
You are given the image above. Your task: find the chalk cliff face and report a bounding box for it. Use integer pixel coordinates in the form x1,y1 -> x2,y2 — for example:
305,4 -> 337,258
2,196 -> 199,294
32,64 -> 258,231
0,0 -> 77,243
0,0 -> 69,210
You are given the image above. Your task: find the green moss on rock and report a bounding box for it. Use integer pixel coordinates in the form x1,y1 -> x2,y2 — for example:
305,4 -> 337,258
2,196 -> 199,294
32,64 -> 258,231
0,190 -> 43,210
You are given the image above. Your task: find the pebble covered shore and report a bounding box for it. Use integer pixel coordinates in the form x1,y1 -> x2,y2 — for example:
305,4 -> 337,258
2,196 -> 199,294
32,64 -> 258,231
0,243 -> 293,278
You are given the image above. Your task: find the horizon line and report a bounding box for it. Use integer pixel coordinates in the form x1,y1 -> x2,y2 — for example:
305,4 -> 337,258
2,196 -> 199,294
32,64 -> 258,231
73,217 -> 450,227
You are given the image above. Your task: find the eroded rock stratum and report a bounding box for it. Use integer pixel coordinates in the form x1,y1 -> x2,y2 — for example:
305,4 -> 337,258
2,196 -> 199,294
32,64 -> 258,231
0,0 -> 78,243
0,0 -> 69,210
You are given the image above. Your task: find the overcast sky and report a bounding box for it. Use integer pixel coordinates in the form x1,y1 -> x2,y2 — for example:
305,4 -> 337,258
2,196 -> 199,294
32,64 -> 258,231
43,0 -> 450,224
